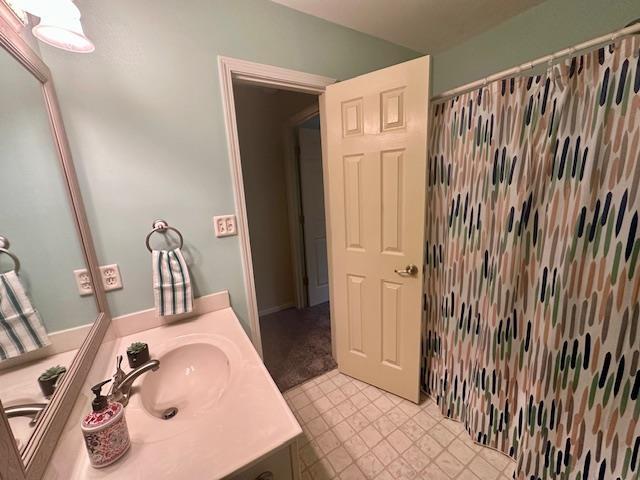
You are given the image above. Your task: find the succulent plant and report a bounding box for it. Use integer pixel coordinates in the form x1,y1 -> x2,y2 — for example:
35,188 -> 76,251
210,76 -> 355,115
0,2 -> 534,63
39,365 -> 66,381
127,342 -> 148,354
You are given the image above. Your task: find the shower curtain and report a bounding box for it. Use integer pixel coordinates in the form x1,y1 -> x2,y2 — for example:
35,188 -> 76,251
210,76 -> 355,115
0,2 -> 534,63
424,36 -> 640,479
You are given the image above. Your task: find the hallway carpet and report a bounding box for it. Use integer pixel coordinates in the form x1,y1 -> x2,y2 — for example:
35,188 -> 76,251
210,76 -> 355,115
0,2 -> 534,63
260,302 -> 337,392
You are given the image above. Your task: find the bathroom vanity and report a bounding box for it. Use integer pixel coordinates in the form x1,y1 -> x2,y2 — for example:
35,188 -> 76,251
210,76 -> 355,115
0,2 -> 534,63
43,293 -> 302,479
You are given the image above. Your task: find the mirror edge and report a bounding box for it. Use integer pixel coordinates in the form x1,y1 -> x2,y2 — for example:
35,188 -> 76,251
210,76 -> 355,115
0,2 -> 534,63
0,4 -> 112,480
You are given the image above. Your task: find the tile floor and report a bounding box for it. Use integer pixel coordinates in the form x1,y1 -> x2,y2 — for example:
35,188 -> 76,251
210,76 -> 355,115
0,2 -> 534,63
284,369 -> 516,480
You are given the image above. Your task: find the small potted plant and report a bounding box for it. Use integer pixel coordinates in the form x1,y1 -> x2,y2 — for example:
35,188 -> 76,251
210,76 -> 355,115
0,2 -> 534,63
38,365 -> 66,398
126,341 -> 150,369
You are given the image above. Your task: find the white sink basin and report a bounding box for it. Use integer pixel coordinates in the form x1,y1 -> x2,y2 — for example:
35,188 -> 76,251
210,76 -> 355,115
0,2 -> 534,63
140,341 -> 231,418
127,332 -> 242,443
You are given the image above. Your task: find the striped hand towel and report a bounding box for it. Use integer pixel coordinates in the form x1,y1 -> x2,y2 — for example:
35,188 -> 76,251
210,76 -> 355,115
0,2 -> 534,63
152,248 -> 193,316
0,271 -> 50,361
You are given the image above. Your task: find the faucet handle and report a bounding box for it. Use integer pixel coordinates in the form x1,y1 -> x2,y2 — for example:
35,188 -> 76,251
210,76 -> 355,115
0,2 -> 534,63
112,355 -> 126,386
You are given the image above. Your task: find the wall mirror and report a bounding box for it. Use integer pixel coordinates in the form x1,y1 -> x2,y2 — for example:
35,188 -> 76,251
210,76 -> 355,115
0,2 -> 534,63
0,4 -> 110,479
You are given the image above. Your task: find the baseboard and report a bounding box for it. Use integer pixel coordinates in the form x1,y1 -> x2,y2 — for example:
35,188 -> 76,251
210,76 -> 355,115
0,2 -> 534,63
112,290 -> 231,338
258,302 -> 294,317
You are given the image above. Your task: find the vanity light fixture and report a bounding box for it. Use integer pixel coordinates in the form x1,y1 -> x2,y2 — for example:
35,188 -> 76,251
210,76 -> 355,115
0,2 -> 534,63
11,0 -> 95,53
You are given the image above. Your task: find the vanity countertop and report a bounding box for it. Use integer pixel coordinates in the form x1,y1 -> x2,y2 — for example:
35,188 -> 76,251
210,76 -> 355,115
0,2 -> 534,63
45,306 -> 301,479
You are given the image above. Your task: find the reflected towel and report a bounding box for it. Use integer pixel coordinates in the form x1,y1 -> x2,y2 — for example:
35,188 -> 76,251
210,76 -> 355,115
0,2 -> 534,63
152,248 -> 193,316
0,271 -> 50,360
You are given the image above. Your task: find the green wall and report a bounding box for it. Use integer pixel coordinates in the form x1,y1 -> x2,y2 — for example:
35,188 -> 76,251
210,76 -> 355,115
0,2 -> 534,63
40,0 -> 640,332
40,0 -> 419,329
432,0 -> 640,94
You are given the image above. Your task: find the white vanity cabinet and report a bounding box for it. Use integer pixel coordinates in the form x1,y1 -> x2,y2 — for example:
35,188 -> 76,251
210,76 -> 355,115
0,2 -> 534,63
227,441 -> 300,480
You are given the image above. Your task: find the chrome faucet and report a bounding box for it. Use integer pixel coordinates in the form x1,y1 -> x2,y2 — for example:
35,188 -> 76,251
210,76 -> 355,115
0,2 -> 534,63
5,403 -> 47,426
108,355 -> 160,407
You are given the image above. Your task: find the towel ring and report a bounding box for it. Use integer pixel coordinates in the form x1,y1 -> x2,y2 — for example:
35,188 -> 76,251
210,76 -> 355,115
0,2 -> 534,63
145,220 -> 184,252
0,236 -> 20,273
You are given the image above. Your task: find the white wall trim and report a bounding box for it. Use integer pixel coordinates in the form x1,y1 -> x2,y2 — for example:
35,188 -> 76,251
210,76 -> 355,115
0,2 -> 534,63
258,302 -> 295,317
283,103 -> 321,310
218,55 -> 335,358
111,290 -> 230,338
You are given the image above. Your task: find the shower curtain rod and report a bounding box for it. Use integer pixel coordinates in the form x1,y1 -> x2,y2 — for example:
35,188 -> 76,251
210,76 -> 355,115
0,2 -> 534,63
432,21 -> 640,102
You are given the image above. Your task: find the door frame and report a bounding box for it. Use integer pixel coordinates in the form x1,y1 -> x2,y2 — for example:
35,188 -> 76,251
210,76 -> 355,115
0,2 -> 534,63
283,104 -> 321,310
217,56 -> 335,358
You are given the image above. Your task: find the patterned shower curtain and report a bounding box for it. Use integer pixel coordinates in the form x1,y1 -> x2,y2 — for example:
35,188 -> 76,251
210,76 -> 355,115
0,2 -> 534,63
424,36 -> 640,479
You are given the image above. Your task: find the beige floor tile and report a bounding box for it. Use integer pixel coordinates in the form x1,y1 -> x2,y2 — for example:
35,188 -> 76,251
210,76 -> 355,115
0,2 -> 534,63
467,455 -> 501,479
440,417 -> 467,436
429,423 -> 456,447
336,399 -> 358,418
421,462 -> 450,480
397,400 -> 422,417
356,451 -> 385,478
413,410 -> 438,430
346,411 -> 369,432
387,429 -> 413,453
372,394 -> 395,412
372,416 -> 396,436
360,425 -> 383,448
313,395 -> 334,413
323,407 -> 345,427
299,440 -> 321,467
398,418 -> 426,441
306,385 -> 325,401
291,391 -> 312,409
327,388 -> 348,406
340,463 -> 366,480
307,416 -> 330,437
327,446 -> 353,473
318,379 -> 339,394
387,406 -> 410,426
332,374 -> 351,387
344,434 -> 369,459
317,429 -> 341,455
351,391 -> 370,409
361,403 -> 384,422
334,421 -> 356,442
416,433 -> 444,459
290,371 -> 520,480
371,439 -> 399,466
434,451 -> 464,477
402,445 -> 430,472
447,438 -> 476,465
299,404 -> 321,423
458,468 -> 481,479
308,457 -> 335,480
374,470 -> 394,480
363,385 -> 383,401
340,382 -> 359,396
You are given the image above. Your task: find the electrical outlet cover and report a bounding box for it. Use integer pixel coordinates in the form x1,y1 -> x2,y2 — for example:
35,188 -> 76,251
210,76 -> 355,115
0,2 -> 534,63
73,269 -> 94,296
213,215 -> 237,237
99,264 -> 123,291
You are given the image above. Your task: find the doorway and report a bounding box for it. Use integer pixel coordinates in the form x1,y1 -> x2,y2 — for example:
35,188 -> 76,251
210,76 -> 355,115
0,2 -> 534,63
232,82 -> 334,391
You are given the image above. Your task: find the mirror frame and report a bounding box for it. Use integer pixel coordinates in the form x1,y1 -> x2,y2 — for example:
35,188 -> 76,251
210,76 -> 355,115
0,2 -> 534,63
0,4 -> 111,479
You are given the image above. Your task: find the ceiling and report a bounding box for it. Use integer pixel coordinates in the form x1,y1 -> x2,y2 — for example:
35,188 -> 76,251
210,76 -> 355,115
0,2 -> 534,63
270,0 -> 545,53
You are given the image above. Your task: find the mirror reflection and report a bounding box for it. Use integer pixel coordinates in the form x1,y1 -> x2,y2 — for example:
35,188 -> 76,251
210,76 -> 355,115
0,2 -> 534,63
0,45 -> 99,451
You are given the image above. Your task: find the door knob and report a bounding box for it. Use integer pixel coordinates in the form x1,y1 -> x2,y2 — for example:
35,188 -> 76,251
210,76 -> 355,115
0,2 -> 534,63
394,264 -> 419,276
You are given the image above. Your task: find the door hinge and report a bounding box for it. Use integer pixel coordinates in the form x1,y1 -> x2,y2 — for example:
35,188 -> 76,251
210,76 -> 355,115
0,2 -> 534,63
303,276 -> 309,286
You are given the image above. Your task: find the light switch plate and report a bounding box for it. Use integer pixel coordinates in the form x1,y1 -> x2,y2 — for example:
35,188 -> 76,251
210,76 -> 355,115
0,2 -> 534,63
99,264 -> 123,291
73,269 -> 94,296
213,215 -> 237,237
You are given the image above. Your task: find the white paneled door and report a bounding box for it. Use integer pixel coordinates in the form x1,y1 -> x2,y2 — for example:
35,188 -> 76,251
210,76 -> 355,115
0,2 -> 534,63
299,127 -> 330,306
322,57 -> 430,402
